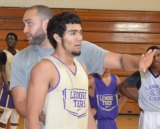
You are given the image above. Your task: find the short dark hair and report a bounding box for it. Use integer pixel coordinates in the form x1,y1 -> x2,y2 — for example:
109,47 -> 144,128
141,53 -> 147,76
47,12 -> 81,49
147,46 -> 160,51
28,5 -> 53,20
6,32 -> 18,41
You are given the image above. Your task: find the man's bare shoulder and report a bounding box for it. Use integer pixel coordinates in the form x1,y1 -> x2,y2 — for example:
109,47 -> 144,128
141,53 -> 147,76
32,59 -> 55,73
30,58 -> 59,89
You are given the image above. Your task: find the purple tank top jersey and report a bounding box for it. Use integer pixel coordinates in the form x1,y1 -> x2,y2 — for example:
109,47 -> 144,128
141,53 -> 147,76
89,73 -> 118,129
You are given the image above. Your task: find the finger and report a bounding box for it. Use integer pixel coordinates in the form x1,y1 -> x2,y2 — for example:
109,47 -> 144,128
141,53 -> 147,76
146,49 -> 152,53
143,68 -> 146,73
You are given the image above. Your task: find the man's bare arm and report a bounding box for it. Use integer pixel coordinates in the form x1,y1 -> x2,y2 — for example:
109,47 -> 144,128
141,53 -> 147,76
115,76 -> 127,112
104,51 -> 155,72
104,52 -> 139,71
26,60 -> 56,129
118,81 -> 138,102
88,102 -> 97,129
12,87 -> 27,117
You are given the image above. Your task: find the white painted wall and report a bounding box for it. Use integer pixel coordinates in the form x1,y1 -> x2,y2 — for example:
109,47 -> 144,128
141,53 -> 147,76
0,0 -> 160,11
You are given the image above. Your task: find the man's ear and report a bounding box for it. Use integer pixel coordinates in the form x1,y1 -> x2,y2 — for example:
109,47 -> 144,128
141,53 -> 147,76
42,19 -> 49,32
53,33 -> 61,43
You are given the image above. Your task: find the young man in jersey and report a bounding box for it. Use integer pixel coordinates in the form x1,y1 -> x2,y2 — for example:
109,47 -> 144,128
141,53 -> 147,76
26,12 -> 97,129
0,32 -> 19,129
89,69 -> 126,129
119,46 -> 160,129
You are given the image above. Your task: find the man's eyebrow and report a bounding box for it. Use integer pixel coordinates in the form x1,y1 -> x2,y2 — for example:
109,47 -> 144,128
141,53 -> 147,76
67,30 -> 78,32
67,29 -> 83,32
23,19 -> 32,22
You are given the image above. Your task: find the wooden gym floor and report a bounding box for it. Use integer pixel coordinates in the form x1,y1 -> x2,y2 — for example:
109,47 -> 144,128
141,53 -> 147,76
17,114 -> 139,129
1,114 -> 139,129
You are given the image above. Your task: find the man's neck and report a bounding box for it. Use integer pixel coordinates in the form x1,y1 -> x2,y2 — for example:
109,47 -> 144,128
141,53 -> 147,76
149,67 -> 160,76
53,51 -> 76,73
7,48 -> 16,55
54,50 -> 74,64
39,39 -> 53,49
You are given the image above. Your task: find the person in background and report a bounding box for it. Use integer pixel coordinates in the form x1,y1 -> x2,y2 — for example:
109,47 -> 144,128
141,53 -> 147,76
119,46 -> 160,129
89,69 -> 126,129
0,52 -> 7,93
0,32 -> 19,129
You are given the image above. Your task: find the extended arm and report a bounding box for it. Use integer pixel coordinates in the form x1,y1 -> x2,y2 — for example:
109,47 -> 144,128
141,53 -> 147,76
81,41 -> 155,75
104,52 -> 139,71
104,50 -> 156,72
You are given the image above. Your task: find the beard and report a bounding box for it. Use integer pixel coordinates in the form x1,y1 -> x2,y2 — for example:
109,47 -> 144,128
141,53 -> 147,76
71,51 -> 81,56
62,39 -> 81,56
29,29 -> 46,45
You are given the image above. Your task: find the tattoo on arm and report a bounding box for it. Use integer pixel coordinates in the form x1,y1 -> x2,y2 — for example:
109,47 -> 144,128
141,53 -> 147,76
120,56 -> 125,70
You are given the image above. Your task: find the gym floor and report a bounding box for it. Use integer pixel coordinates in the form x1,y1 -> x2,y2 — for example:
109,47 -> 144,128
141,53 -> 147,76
16,114 -> 139,129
